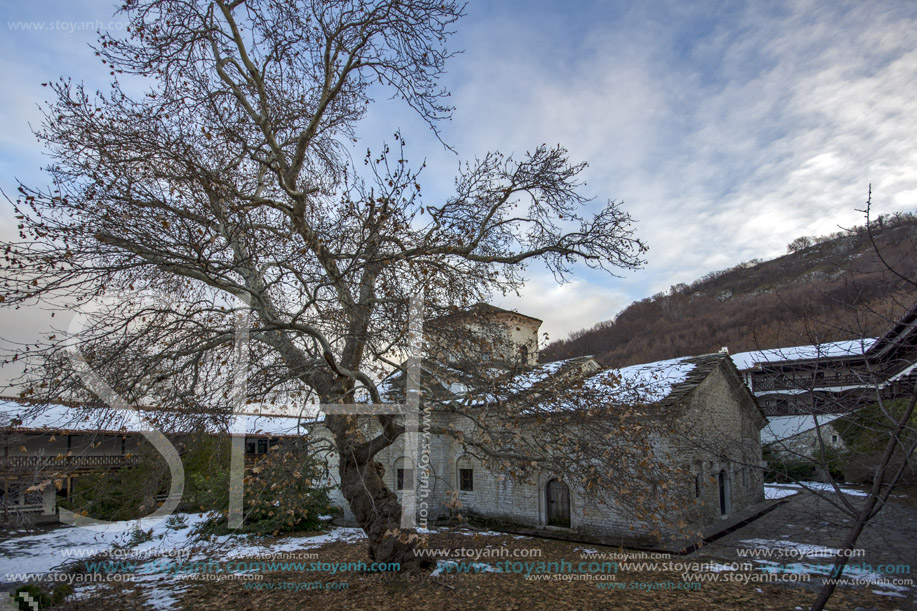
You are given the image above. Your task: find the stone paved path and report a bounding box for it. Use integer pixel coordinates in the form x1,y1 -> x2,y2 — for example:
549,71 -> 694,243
689,486 -> 917,607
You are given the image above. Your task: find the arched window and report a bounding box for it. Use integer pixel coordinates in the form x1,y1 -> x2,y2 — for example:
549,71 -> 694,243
718,469 -> 732,516
456,455 -> 474,492
393,457 -> 414,491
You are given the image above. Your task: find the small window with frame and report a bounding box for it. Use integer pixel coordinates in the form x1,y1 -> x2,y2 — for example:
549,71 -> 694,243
459,468 -> 474,492
397,468 -> 414,490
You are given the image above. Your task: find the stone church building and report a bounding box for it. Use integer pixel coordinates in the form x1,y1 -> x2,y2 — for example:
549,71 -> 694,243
320,305 -> 768,548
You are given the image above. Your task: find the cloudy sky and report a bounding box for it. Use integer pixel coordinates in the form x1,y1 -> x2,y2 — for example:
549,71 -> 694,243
2,0 -> 917,368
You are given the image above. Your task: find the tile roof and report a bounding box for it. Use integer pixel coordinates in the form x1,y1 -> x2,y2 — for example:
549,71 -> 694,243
0,399 -> 314,437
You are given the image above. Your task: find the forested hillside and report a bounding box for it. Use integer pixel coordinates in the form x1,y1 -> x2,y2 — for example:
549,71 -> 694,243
540,212 -> 917,367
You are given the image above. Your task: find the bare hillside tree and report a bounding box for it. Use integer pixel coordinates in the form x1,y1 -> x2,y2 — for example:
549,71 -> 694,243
0,0 -> 647,569
744,196 -> 917,610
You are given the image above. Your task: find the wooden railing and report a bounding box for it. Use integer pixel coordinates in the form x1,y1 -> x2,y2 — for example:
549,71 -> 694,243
752,373 -> 877,392
1,502 -> 45,515
1,453 -> 266,475
0,454 -> 140,471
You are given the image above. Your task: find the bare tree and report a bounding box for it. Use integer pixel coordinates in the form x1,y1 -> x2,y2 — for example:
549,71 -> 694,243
0,0 -> 647,569
786,235 -> 812,254
746,194 -> 917,610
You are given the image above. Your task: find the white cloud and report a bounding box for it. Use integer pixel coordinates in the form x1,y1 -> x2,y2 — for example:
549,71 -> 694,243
2,0 -> 917,376
496,276 -> 632,345
450,1 -> 917,341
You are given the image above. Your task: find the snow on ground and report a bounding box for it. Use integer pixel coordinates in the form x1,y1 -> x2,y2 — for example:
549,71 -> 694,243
752,558 -> 911,593
764,484 -> 800,500
129,572 -> 190,610
2,515 -> 535,607
430,559 -> 501,577
872,589 -> 906,598
0,513 -> 367,609
416,527 -> 440,534
766,481 -> 870,497
740,539 -> 841,559
0,514 -> 208,576
201,524 -> 365,562
448,529 -> 508,537
0,512 -> 355,577
706,563 -> 740,572
743,556 -> 910,592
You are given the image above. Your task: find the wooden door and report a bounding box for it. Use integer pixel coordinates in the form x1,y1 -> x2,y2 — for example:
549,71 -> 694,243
547,479 -> 570,527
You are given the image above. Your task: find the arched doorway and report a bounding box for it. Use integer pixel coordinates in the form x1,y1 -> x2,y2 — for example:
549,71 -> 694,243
546,479 -> 570,527
718,469 -> 731,516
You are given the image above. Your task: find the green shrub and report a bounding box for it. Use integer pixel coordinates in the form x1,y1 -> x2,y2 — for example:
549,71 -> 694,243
12,585 -> 49,610
59,436 -> 177,521
765,460 -> 817,483
58,432 -> 332,536
195,442 -> 332,535
10,582 -> 72,609
836,399 -> 917,454
165,514 -> 188,530
51,584 -> 73,606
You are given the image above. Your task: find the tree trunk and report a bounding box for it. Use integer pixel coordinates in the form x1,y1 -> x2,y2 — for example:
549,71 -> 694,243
811,390 -> 916,610
338,452 -> 429,572
809,506 -> 872,611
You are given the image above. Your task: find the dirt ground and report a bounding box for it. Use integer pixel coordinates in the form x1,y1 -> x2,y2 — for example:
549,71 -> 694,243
43,487 -> 916,611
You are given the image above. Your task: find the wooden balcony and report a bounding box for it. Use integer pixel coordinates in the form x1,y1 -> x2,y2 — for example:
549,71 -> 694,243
1,453 -> 268,477
0,454 -> 140,475
752,372 -> 877,392
0,502 -> 45,516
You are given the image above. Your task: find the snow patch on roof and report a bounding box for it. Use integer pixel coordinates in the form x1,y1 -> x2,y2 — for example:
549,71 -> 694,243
582,356 -> 699,405
761,413 -> 846,444
731,339 -> 876,371
515,356 -> 700,414
0,400 -> 312,437
506,359 -> 568,391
